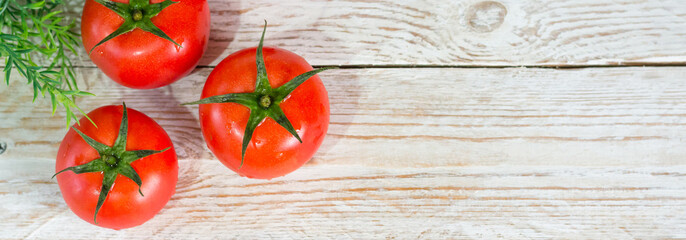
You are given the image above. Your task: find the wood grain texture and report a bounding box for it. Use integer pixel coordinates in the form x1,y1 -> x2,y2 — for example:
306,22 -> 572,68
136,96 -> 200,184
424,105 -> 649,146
3,67 -> 686,238
58,0 -> 686,67
3,70 -> 686,238
2,67 -> 686,167
3,0 -> 686,238
1,158 -> 685,239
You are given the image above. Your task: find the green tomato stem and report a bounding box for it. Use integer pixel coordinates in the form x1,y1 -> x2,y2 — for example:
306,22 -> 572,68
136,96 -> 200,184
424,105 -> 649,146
102,155 -> 118,166
259,95 -> 272,108
132,9 -> 143,21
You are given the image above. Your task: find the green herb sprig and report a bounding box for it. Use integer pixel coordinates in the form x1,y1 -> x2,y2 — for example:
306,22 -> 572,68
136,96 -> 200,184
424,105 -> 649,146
1,0 -> 93,127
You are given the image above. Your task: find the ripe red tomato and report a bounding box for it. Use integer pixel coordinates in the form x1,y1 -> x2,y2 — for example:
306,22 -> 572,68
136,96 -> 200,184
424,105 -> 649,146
196,37 -> 330,179
81,0 -> 210,89
55,105 -> 177,229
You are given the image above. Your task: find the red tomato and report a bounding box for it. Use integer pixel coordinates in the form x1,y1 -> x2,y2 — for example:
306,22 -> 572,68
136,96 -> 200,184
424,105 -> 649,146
81,0 -> 210,89
55,105 -> 178,229
199,47 -> 330,179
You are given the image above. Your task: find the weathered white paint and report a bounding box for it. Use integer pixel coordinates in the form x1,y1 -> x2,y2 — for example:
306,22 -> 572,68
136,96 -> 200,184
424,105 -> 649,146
3,0 -> 686,238
1,158 -> 685,239
2,67 -> 686,166
57,0 -> 686,67
2,67 -> 686,238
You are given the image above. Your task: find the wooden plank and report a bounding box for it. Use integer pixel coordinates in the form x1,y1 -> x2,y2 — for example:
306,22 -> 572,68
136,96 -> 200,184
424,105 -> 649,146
1,158 -> 684,239
2,67 -> 686,167
59,0 -> 686,67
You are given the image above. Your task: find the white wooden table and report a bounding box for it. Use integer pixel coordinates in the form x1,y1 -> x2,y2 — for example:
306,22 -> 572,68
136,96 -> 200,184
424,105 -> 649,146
2,0 -> 686,238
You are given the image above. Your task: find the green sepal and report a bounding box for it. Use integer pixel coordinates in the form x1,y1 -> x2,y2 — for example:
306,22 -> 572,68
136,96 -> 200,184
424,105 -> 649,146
112,102 -> 129,153
94,170 -> 117,224
240,110 -> 268,167
254,21 -> 271,94
273,67 -> 336,102
121,147 -> 171,164
71,127 -> 111,153
89,22 -> 136,54
181,92 -> 259,107
128,0 -> 149,9
143,0 -> 177,18
52,158 -> 107,179
89,0 -> 181,55
137,19 -> 181,48
92,0 -> 130,17
116,164 -> 144,196
267,104 -> 302,143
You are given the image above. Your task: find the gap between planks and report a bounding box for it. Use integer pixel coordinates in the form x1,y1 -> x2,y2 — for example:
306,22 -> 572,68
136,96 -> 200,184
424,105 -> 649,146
1,159 -> 685,239
18,62 -> 686,70
3,67 -> 686,167
41,0 -> 686,67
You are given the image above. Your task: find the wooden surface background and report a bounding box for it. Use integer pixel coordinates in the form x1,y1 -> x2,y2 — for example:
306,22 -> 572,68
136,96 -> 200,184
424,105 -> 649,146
2,0 -> 686,239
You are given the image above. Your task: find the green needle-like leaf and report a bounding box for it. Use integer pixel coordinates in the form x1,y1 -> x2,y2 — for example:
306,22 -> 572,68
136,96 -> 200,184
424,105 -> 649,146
72,127 -> 111,153
254,21 -> 271,94
52,159 -> 107,179
65,105 -> 73,129
94,171 -> 118,224
241,110 -> 268,167
50,93 -> 57,115
4,61 -> 12,85
40,10 -> 62,22
2,0 -> 88,127
138,18 -> 181,48
181,92 -> 259,107
274,67 -> 335,102
25,1 -> 45,9
117,164 -> 144,196
0,0 -> 10,15
267,105 -> 302,143
112,103 -> 129,153
89,21 -> 136,54
93,0 -> 130,17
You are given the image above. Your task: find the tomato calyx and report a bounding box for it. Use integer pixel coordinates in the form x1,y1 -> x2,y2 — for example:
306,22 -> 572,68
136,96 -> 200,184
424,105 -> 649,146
183,21 -> 335,167
89,0 -> 181,54
52,103 -> 170,224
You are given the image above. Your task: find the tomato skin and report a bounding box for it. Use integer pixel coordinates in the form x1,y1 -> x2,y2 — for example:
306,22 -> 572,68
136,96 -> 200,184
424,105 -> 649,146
55,106 -> 178,230
81,0 -> 210,89
199,47 -> 329,179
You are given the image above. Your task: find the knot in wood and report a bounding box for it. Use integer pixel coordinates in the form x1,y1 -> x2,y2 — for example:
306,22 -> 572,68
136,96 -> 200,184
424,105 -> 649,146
466,1 -> 507,32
